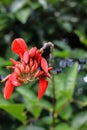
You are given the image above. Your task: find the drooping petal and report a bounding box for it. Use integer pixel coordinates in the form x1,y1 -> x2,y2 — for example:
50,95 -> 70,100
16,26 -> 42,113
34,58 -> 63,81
10,58 -> 18,65
29,47 -> 37,57
38,77 -> 48,99
41,57 -> 48,73
23,51 -> 29,64
4,80 -> 14,100
12,38 -> 28,57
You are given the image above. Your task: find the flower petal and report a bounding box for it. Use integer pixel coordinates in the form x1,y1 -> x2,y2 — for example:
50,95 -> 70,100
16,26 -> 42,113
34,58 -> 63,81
10,58 -> 18,65
12,38 -> 28,57
38,77 -> 48,99
38,53 -> 42,65
10,73 -> 21,86
4,80 -> 14,100
12,80 -> 21,86
35,50 -> 40,59
23,51 -> 29,64
48,67 -> 53,71
41,57 -> 48,73
10,72 -> 21,86
29,47 -> 37,57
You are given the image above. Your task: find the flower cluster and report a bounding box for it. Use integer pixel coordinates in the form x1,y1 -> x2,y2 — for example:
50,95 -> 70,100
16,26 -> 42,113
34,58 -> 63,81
3,38 -> 52,100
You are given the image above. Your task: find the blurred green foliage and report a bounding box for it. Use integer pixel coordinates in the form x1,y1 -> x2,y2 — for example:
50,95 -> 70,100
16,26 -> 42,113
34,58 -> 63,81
0,0 -> 87,130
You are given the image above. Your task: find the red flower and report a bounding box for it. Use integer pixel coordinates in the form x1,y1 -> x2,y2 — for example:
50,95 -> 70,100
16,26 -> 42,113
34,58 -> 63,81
4,38 -> 52,100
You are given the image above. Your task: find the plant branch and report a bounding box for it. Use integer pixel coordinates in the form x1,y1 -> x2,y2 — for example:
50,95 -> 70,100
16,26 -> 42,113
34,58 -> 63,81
40,42 -> 55,129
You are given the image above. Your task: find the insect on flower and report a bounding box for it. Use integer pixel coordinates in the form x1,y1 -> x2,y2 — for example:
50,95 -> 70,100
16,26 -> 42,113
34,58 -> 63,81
3,38 -> 53,100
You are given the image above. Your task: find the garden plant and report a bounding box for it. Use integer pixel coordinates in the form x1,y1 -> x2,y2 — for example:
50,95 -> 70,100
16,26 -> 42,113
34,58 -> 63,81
0,0 -> 87,130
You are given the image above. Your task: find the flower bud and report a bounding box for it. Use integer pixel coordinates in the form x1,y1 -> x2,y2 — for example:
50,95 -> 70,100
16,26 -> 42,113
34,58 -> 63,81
35,50 -> 40,59
29,58 -> 33,68
25,65 -> 30,73
14,68 -> 20,76
23,51 -> 29,64
20,64 -> 25,73
31,64 -> 36,73
29,47 -> 37,57
38,53 -> 42,65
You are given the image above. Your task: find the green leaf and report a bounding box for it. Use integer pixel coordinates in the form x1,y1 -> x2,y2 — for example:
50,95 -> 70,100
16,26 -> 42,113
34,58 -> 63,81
59,104 -> 73,120
80,123 -> 87,130
38,0 -> 47,9
0,94 -> 11,105
16,8 -> 31,24
60,62 -> 78,98
17,85 -> 42,118
16,84 -> 37,100
0,15 -> 8,30
54,49 -> 69,58
0,95 -> 26,123
39,99 -> 52,111
17,125 -> 46,130
48,0 -> 60,4
0,104 -> 27,123
55,123 -> 75,130
55,97 -> 69,112
5,45 -> 18,59
17,84 -> 52,117
70,49 -> 87,59
0,57 -> 11,68
72,112 -> 87,129
62,22 -> 72,32
47,63 -> 78,99
54,40 -> 70,51
75,29 -> 87,46
39,116 -> 53,125
1,0 -> 12,6
10,0 -> 27,12
24,97 -> 42,118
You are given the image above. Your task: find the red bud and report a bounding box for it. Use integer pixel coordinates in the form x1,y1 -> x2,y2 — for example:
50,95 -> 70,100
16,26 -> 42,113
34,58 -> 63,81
29,47 -> 37,57
41,57 -> 48,73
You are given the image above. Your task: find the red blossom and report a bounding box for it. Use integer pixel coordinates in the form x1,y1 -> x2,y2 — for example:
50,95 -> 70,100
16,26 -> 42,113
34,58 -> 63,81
3,38 -> 52,100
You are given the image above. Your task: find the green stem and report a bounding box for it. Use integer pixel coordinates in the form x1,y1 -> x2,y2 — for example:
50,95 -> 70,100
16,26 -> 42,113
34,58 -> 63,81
41,42 -> 55,129
50,43 -> 56,128
51,71 -> 56,128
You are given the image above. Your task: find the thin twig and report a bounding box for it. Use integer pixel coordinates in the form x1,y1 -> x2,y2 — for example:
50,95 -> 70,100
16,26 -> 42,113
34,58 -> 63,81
49,42 -> 56,128
40,42 -> 55,129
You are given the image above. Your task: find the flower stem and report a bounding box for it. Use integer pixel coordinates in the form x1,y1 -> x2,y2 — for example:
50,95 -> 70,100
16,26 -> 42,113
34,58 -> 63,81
49,42 -> 56,129
51,71 -> 56,128
41,42 -> 55,129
